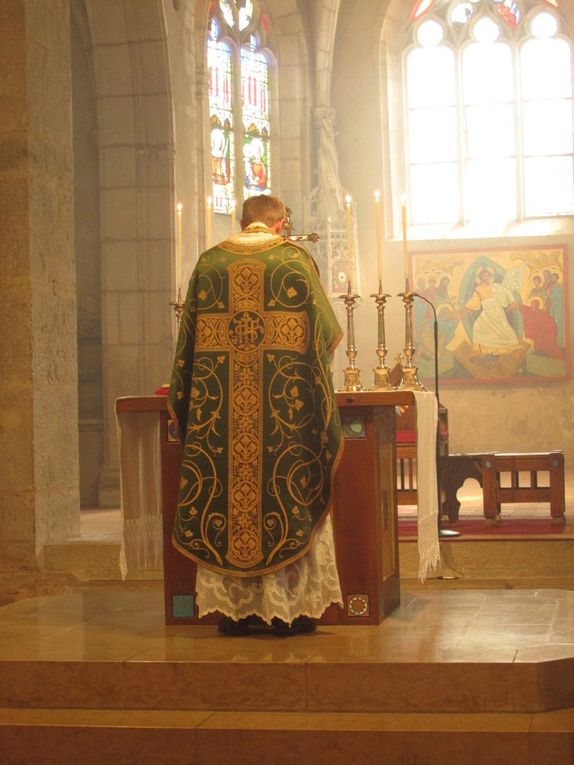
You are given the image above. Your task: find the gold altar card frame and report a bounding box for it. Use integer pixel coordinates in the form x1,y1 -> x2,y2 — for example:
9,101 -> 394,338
411,245 -> 570,385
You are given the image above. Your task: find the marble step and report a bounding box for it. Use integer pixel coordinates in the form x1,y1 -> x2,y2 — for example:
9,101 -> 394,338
1,653 -> 573,714
42,536 -> 574,584
399,536 -> 574,580
43,541 -> 123,580
0,707 -> 573,765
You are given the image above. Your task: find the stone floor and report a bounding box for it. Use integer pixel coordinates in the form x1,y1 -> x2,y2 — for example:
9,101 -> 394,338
2,472 -> 574,762
0,586 -> 573,764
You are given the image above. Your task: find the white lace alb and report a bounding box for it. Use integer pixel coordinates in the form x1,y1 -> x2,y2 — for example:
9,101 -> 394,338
196,515 -> 342,625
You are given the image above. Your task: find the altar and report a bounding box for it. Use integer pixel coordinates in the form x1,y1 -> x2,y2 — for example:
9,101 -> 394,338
116,390 -> 438,626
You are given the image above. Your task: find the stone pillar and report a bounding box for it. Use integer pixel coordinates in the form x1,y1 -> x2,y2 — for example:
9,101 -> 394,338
0,0 -> 80,569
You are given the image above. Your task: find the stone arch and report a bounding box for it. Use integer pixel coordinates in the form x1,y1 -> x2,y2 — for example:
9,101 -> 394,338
82,0 -> 175,505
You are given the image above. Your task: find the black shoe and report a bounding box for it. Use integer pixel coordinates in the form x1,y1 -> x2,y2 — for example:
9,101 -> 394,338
218,616 -> 250,636
272,617 -> 299,637
271,616 -> 316,637
293,615 -> 317,633
246,614 -> 266,628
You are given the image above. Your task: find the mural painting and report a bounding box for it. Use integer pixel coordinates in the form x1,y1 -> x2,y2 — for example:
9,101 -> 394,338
411,246 -> 569,384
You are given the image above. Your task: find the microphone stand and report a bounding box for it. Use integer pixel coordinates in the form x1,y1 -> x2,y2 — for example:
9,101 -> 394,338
412,293 -> 459,539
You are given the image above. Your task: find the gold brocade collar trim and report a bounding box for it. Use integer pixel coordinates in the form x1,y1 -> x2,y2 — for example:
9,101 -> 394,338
219,221 -> 285,255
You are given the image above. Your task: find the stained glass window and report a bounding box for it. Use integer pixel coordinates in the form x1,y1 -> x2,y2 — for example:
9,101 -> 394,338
207,0 -> 273,215
208,25 -> 234,214
404,0 -> 573,225
241,46 -> 270,197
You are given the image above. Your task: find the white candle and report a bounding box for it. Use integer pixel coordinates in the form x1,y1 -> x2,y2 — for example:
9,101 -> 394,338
401,194 -> 409,288
176,202 -> 183,292
230,201 -> 236,235
345,194 -> 353,288
374,190 -> 382,286
206,196 -> 213,248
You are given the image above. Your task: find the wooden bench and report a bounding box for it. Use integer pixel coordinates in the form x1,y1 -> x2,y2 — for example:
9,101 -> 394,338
447,451 -> 565,524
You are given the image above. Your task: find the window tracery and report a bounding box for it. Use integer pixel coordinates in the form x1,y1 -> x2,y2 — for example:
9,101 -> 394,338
405,0 -> 573,225
207,0 -> 273,215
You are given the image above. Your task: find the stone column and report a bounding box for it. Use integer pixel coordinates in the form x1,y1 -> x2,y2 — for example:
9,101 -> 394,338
0,0 -> 80,569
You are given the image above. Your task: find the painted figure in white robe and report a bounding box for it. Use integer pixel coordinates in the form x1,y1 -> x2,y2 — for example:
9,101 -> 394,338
464,268 -> 521,355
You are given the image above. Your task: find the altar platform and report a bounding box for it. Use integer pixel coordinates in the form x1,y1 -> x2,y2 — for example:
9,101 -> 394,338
39,466 -> 574,588
0,584 -> 573,764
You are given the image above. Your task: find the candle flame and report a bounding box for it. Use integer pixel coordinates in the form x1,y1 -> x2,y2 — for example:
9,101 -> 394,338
177,203 -> 183,213
207,196 -> 212,207
374,190 -> 381,201
345,194 -> 352,206
400,193 -> 407,207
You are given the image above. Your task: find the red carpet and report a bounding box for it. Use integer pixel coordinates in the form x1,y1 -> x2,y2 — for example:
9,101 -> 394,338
399,517 -> 567,538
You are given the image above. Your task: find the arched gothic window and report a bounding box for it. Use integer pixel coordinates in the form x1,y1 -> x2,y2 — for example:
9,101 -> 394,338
207,0 -> 273,215
405,0 -> 574,226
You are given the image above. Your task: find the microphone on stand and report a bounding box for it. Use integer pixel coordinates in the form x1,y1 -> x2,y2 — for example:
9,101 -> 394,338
412,293 -> 459,539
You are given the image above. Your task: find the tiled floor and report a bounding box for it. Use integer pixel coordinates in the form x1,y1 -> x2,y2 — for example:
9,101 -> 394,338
0,586 -> 572,676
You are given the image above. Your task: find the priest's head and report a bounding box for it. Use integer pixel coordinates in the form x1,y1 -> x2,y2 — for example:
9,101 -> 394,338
241,194 -> 286,233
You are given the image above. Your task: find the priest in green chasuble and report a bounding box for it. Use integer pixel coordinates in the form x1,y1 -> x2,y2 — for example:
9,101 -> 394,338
168,195 -> 344,636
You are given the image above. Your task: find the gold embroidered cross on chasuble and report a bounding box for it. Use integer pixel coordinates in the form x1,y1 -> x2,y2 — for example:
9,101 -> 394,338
169,234 -> 344,577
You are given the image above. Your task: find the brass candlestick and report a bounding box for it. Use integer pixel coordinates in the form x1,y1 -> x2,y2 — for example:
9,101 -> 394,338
339,283 -> 363,392
397,280 -> 426,391
170,287 -> 185,330
370,280 -> 393,389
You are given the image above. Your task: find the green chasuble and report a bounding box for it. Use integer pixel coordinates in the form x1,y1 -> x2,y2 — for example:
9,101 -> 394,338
168,229 -> 344,577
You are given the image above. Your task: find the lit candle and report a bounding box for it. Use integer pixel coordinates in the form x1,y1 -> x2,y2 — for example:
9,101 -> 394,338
176,202 -> 183,293
206,196 -> 213,249
345,194 -> 352,288
230,200 -> 236,236
374,190 -> 382,287
401,194 -> 409,288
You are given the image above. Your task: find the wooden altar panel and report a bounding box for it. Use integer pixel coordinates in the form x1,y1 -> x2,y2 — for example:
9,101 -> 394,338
117,391 -> 414,626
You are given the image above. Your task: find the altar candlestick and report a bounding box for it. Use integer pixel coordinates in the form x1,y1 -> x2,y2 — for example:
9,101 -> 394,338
176,203 -> 183,293
345,194 -> 353,287
206,196 -> 213,248
374,190 -> 382,286
401,194 -> 409,288
230,201 -> 236,235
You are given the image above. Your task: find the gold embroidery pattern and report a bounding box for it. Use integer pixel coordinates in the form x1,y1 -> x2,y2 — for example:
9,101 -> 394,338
219,233 -> 284,255
194,259 -> 309,568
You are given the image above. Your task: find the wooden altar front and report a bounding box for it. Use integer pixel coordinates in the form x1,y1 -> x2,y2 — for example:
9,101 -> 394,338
116,391 -> 414,626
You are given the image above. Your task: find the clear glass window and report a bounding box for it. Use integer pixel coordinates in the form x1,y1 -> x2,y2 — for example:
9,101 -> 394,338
404,0 -> 572,226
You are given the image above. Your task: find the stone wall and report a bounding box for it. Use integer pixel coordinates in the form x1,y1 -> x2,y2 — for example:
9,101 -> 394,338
0,0 -> 80,568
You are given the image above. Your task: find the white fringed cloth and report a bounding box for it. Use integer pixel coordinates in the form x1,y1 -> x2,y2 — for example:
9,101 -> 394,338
412,390 -> 441,581
116,407 -> 163,578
